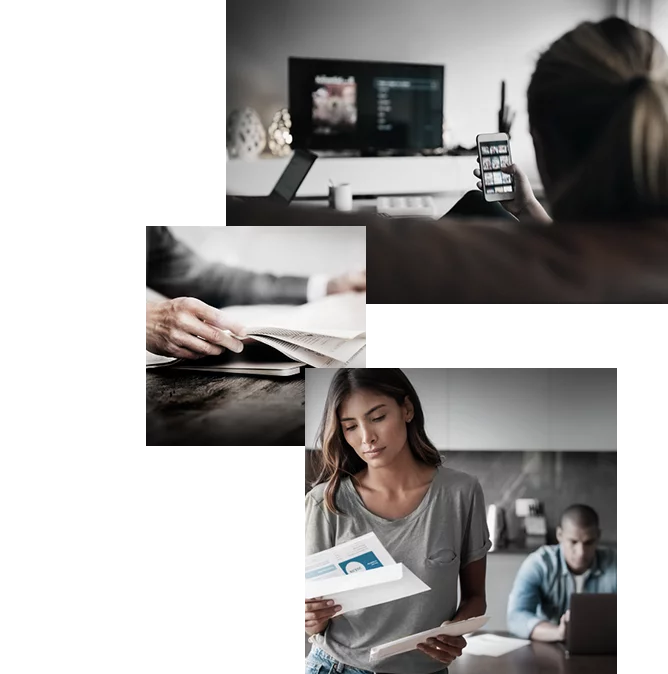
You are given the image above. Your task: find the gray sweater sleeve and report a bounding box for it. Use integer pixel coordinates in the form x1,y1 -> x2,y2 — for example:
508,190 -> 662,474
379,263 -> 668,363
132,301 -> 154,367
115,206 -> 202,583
305,488 -> 335,556
146,226 -> 309,306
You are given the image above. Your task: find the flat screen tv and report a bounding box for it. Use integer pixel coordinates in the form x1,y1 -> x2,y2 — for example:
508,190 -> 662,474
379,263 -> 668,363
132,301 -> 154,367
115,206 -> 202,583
289,57 -> 444,156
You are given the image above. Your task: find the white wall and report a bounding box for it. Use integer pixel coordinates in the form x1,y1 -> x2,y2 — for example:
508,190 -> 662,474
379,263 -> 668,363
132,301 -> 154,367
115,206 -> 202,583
649,0 -> 668,50
171,225 -> 366,277
227,0 -> 615,184
305,368 -> 449,449
304,368 -> 617,451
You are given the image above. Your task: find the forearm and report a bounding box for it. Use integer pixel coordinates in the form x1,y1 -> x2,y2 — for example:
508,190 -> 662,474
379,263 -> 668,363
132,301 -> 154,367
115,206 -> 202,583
452,595 -> 486,622
519,199 -> 553,225
184,263 -> 308,306
146,227 -> 308,306
305,620 -> 329,637
529,620 -> 563,642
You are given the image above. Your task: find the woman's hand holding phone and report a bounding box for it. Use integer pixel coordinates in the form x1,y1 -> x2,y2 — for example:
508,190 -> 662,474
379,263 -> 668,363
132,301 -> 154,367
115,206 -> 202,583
305,597 -> 342,636
473,162 -> 553,224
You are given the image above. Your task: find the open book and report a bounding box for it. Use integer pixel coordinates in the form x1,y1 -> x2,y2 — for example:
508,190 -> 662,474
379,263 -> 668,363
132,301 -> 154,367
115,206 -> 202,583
146,292 -> 366,372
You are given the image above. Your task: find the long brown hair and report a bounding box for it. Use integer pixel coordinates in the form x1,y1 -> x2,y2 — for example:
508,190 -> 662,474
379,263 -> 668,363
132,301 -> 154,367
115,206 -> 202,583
527,17 -> 668,221
313,368 -> 441,514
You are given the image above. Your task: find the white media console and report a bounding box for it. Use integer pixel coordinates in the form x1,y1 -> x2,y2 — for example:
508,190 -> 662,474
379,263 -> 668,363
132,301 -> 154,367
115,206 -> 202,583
226,154 -> 478,198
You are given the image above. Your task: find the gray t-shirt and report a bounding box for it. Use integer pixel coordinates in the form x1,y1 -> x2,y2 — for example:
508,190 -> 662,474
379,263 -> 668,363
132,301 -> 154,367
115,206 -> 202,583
305,464 -> 491,674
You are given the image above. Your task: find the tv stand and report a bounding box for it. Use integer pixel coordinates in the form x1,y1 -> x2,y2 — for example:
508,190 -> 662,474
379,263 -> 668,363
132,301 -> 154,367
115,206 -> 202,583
227,154 -> 477,198
309,149 -> 437,159
313,150 -> 360,158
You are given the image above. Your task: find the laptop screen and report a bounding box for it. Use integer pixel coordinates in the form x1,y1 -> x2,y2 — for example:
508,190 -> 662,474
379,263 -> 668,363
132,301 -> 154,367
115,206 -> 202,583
270,150 -> 317,203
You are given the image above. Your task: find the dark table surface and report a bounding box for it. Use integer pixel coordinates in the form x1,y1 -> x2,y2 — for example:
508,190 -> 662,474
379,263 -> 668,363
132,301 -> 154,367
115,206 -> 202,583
146,370 -> 305,446
449,632 -> 616,674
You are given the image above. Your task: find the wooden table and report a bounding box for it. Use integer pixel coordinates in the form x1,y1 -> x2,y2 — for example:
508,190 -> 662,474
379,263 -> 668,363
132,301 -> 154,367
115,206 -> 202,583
146,370 -> 305,446
449,633 -> 616,674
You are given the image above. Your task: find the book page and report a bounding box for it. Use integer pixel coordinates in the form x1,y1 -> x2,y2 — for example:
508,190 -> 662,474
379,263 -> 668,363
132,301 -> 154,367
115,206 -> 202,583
249,329 -> 366,360
248,327 -> 365,340
251,334 -> 348,368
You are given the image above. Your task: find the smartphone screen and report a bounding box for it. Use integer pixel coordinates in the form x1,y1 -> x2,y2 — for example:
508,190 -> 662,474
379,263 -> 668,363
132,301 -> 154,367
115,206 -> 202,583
478,137 -> 514,200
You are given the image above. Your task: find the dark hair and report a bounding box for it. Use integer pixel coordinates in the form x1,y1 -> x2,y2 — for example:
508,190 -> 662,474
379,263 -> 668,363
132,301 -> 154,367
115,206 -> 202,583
313,368 -> 441,514
527,17 -> 668,221
560,503 -> 600,530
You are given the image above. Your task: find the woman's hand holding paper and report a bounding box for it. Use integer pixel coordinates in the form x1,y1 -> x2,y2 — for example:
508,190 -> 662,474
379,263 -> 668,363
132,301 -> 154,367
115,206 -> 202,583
416,631 -> 467,666
305,597 -> 342,636
417,618 -> 467,665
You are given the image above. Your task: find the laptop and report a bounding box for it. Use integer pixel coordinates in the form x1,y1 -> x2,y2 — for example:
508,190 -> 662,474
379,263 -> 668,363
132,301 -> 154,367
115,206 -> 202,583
565,593 -> 617,656
233,149 -> 317,205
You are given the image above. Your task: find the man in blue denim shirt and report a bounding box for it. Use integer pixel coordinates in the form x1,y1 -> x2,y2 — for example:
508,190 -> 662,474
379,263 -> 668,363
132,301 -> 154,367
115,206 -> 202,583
507,504 -> 616,642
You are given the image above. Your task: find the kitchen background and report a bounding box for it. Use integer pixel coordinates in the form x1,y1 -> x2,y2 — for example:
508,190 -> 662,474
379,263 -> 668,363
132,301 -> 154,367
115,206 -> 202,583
304,368 -> 617,632
306,451 -> 616,544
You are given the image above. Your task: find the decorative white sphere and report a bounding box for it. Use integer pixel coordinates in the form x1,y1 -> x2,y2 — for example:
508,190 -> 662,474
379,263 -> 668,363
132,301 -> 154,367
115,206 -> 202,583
227,107 -> 266,159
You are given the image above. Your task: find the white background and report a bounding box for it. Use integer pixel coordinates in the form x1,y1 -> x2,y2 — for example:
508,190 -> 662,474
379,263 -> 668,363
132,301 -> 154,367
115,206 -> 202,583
1,2 -> 240,670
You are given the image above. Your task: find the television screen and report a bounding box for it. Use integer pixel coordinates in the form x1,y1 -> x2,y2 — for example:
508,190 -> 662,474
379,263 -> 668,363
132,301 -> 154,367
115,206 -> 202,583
289,57 -> 444,155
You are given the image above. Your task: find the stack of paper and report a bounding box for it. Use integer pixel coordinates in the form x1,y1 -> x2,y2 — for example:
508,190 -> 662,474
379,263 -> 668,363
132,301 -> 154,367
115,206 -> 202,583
305,532 -> 430,614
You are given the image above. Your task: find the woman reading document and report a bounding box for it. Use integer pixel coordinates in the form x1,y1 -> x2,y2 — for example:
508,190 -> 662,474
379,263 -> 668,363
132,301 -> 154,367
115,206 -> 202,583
305,369 -> 491,674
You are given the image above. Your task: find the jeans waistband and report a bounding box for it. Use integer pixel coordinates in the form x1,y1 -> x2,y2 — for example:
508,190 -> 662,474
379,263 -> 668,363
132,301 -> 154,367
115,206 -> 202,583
310,645 -> 447,674
311,646 -> 378,674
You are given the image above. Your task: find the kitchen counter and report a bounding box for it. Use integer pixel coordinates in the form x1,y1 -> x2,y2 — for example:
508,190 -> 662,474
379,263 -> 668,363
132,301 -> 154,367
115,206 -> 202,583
489,541 -> 546,555
489,540 -> 617,554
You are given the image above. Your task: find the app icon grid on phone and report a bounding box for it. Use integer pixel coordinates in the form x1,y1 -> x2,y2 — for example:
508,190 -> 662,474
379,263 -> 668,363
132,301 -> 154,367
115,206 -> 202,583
480,141 -> 514,195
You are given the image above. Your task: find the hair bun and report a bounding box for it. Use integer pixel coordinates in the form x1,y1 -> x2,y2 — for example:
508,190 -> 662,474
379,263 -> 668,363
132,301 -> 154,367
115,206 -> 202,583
627,75 -> 649,95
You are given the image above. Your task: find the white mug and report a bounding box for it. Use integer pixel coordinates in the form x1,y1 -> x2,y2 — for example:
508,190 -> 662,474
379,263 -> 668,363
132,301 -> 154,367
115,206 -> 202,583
329,183 -> 353,211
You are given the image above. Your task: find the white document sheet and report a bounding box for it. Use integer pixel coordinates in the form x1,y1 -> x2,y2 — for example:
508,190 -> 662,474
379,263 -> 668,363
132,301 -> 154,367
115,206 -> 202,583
369,615 -> 490,661
229,293 -> 366,367
347,344 -> 365,367
305,532 -> 430,615
226,292 -> 366,333
462,633 -> 530,657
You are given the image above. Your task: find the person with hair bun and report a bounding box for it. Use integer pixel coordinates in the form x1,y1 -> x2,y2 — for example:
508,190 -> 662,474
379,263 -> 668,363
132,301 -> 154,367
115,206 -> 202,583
305,369 -> 491,674
472,16 -> 668,223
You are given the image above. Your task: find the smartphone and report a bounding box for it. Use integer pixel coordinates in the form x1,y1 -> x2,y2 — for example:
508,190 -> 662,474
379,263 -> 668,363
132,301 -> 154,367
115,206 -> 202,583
476,132 -> 515,202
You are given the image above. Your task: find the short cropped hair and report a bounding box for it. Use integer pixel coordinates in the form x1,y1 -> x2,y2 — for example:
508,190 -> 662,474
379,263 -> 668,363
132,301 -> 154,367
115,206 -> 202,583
560,504 -> 600,530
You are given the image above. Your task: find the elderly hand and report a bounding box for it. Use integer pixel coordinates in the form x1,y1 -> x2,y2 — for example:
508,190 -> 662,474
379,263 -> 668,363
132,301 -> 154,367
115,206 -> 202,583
146,297 -> 246,359
326,270 -> 366,295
